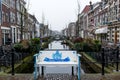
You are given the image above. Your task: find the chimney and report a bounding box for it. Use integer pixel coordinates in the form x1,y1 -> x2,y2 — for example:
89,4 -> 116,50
89,1 -> 93,10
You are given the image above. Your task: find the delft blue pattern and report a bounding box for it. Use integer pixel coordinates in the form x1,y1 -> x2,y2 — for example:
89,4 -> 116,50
44,50 -> 70,62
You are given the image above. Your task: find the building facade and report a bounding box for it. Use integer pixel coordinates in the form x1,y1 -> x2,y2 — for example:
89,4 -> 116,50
0,0 -> 43,46
67,22 -> 76,39
1,0 -> 11,45
76,0 -> 120,44
107,0 -> 120,44
10,0 -> 17,43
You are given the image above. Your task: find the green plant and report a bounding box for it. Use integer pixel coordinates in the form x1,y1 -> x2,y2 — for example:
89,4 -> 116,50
73,38 -> 101,52
20,40 -> 30,52
42,37 -> 48,42
82,42 -> 94,52
94,40 -> 101,44
31,38 -> 40,44
84,38 -> 94,44
29,38 -> 41,53
14,43 -> 23,52
20,40 -> 30,49
93,43 -> 101,52
74,43 -> 83,51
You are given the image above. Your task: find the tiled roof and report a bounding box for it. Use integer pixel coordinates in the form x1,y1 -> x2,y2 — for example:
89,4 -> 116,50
82,5 -> 90,13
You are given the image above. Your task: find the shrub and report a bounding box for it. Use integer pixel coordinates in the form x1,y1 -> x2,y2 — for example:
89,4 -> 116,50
74,43 -> 83,51
73,38 -> 101,52
82,42 -> 94,52
42,37 -> 48,42
14,43 -> 23,52
94,40 -> 101,44
20,40 -> 30,52
29,38 -> 41,53
84,38 -> 94,45
31,38 -> 40,44
20,40 -> 30,49
93,43 -> 101,52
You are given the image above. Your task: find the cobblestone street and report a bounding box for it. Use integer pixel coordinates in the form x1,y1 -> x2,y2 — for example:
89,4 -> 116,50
0,74 -> 33,80
0,73 -> 120,80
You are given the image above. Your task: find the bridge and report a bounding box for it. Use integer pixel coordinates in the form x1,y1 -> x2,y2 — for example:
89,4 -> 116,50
34,41 -> 81,80
34,50 -> 81,80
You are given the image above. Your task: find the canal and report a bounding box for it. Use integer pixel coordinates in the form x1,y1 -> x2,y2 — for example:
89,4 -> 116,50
44,40 -> 85,75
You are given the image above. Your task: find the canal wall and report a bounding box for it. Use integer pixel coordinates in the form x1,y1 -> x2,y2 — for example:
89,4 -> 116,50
65,40 -> 112,73
6,41 -> 50,73
81,52 -> 112,73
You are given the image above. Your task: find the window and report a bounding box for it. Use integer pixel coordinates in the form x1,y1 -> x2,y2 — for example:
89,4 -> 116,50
16,0 -> 20,10
10,12 -> 16,23
6,13 -> 9,23
10,0 -> 15,9
2,29 -> 10,45
17,12 -> 21,24
2,11 -> 5,23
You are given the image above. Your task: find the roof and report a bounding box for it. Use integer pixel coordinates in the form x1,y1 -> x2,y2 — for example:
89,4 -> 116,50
81,5 -> 90,13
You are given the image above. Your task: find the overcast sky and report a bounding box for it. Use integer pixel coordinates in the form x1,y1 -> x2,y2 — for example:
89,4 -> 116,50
27,0 -> 101,31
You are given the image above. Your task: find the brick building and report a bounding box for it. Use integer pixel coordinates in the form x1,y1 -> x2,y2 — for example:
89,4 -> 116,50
0,0 -> 42,46
10,0 -> 17,43
1,0 -> 11,45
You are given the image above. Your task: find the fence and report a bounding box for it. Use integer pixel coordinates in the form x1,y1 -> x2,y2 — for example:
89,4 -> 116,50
0,44 -> 32,75
81,46 -> 120,75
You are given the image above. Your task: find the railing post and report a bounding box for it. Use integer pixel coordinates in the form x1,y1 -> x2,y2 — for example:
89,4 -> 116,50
78,54 -> 81,80
72,66 -> 74,76
11,48 -> 14,75
101,47 -> 105,75
34,54 -> 37,80
41,66 -> 44,76
116,46 -> 119,71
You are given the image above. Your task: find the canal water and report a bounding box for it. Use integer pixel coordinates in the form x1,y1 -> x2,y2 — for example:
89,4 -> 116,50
45,40 -> 85,75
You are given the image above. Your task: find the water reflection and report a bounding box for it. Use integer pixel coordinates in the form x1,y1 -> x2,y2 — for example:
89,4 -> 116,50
48,41 -> 69,50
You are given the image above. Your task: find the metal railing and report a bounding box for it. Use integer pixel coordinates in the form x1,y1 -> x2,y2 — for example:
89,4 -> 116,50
80,46 -> 120,75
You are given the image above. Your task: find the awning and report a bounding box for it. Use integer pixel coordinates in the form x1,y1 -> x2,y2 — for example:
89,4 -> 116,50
95,27 -> 107,34
1,26 -> 10,30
